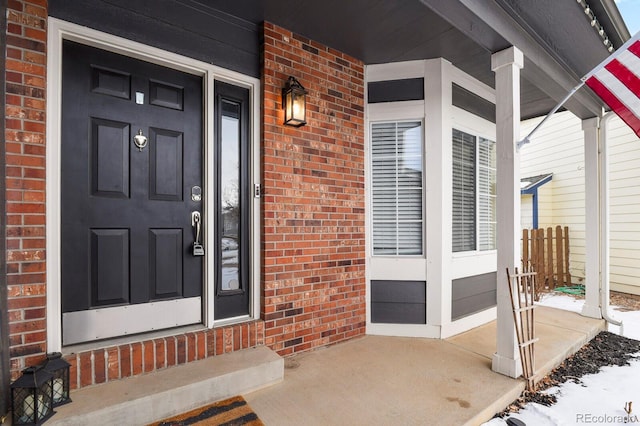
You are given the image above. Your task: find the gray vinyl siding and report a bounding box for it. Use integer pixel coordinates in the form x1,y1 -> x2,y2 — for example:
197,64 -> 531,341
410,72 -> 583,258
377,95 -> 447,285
368,78 -> 425,103
49,0 -> 260,78
371,280 -> 426,324
451,272 -> 496,321
452,83 -> 495,123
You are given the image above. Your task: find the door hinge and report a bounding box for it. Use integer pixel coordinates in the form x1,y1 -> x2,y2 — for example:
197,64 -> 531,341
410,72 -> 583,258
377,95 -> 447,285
254,183 -> 262,198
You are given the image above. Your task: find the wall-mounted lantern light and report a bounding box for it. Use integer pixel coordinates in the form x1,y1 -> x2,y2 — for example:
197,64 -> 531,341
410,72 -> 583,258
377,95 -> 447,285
11,365 -> 55,425
41,352 -> 72,407
282,76 -> 307,127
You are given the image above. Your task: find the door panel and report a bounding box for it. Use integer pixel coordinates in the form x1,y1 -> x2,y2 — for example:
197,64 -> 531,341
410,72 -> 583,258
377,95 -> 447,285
149,79 -> 184,110
61,40 -> 203,344
149,128 -> 183,201
90,229 -> 129,306
91,118 -> 130,198
91,65 -> 131,99
149,228 -> 183,299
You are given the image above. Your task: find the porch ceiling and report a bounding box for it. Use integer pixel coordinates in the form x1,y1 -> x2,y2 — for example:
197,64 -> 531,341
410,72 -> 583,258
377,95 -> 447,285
204,0 -> 629,121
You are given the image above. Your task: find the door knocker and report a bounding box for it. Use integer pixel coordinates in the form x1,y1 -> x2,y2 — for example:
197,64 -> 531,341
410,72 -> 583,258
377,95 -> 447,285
133,129 -> 148,151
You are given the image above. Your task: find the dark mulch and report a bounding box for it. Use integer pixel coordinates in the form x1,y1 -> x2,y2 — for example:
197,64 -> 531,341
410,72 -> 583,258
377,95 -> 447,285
496,331 -> 640,417
610,291 -> 640,311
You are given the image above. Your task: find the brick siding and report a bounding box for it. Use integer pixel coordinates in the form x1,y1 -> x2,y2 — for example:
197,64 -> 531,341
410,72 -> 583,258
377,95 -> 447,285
261,23 -> 367,356
64,321 -> 264,390
5,0 -> 48,380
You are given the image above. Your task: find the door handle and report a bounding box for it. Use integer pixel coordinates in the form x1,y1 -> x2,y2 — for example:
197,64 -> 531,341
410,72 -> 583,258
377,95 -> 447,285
191,211 -> 205,256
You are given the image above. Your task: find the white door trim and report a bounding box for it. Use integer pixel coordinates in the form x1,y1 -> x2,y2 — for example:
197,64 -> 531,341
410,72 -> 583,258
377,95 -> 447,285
46,18 -> 261,351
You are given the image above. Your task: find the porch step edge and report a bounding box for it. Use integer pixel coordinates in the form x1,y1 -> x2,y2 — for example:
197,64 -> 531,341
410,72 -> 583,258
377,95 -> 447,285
464,380 -> 526,426
49,346 -> 284,426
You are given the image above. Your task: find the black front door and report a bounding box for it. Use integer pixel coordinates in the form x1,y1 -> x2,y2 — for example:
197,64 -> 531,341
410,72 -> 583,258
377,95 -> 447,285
61,41 -> 204,344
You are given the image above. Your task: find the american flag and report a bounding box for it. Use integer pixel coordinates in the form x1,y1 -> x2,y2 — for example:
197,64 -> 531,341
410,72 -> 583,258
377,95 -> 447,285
585,32 -> 640,138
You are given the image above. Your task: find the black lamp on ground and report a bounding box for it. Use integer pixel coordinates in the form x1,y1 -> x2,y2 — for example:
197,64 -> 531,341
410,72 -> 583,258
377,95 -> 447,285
282,76 -> 307,127
41,352 -> 72,407
10,365 -> 55,425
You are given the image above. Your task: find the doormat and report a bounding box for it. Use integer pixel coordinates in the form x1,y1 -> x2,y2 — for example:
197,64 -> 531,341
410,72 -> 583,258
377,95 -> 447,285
148,396 -> 264,426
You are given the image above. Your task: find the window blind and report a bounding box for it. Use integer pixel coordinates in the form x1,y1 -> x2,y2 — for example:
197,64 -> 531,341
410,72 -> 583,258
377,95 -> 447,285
371,121 -> 423,255
478,137 -> 496,251
452,129 -> 496,252
452,129 -> 476,252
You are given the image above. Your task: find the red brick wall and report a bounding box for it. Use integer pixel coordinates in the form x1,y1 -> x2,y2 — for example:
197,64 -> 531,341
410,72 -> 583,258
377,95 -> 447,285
261,23 -> 366,356
5,0 -> 48,380
64,321 -> 264,390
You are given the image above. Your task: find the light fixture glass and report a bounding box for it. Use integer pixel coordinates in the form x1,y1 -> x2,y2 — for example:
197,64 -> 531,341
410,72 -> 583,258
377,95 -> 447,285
282,76 -> 307,127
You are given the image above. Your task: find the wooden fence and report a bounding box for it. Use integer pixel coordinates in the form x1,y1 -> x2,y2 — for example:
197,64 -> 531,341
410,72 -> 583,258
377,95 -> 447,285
522,226 -> 571,298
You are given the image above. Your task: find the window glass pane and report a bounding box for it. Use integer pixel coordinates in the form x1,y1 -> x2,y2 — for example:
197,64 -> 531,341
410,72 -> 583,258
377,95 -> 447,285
398,222 -> 423,255
452,129 -> 476,252
220,101 -> 241,291
372,223 -> 398,255
452,131 -> 496,253
478,137 -> 496,250
371,121 -> 423,255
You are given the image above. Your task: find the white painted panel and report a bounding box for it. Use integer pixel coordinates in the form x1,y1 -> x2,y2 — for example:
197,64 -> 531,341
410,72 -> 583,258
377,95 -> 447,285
367,323 -> 440,338
366,60 -> 426,82
450,251 -> 497,280
441,307 -> 496,338
368,258 -> 427,281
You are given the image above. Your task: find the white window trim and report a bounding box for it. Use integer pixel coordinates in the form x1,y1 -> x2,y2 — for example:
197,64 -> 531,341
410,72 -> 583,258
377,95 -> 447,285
46,18 -> 261,351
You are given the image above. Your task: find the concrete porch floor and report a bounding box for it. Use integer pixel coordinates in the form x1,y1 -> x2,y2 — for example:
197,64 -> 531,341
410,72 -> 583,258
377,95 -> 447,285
35,306 -> 603,426
244,306 -> 605,426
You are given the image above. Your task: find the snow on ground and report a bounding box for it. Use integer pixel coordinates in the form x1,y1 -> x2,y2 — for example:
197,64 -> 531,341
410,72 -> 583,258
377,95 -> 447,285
483,293 -> 640,426
536,293 -> 640,341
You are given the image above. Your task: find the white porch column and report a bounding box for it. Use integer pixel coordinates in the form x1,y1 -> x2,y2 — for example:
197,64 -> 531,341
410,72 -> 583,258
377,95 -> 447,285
582,117 -> 602,318
491,46 -> 523,378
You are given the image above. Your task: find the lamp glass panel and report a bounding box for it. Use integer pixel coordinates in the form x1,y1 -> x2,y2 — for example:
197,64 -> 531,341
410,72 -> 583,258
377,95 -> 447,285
292,92 -> 305,122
